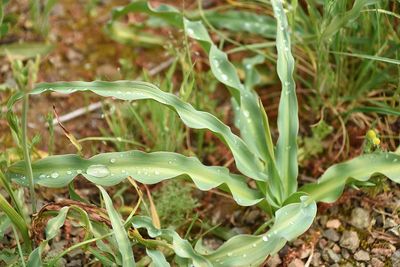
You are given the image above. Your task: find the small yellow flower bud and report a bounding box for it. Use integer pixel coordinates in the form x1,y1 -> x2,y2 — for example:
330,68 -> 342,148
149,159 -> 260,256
367,130 -> 376,139
372,137 -> 381,146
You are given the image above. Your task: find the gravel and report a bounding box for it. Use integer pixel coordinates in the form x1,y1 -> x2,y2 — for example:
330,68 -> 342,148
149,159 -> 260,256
323,229 -> 340,242
354,250 -> 370,261
339,230 -> 360,251
350,207 -> 370,229
326,219 -> 341,229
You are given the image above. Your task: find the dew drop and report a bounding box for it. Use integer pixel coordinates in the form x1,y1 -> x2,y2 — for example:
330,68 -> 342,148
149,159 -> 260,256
221,74 -> 228,81
39,174 -> 46,179
187,28 -> 194,35
252,243 -> 257,247
155,170 -> 160,175
86,164 -> 110,178
51,172 -> 59,179
243,110 -> 250,118
77,169 -> 82,174
243,254 -> 247,258
227,252 -> 232,256
168,160 -> 173,164
67,171 -> 72,175
110,158 -> 116,163
262,235 -> 269,242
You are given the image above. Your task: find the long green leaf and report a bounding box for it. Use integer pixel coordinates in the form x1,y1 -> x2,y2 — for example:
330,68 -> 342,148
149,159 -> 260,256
301,152 -> 400,203
272,0 -> 298,199
7,150 -> 262,206
99,186 -> 135,266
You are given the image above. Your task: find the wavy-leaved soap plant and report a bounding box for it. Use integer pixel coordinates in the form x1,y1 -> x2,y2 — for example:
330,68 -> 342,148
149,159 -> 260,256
5,1 -> 400,266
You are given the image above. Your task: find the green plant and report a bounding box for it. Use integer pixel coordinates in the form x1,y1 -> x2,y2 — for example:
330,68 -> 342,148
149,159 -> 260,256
4,1 -> 400,266
149,180 -> 198,228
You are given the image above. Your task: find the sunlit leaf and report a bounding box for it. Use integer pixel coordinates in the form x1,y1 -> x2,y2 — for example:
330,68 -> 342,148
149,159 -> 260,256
7,150 -> 263,206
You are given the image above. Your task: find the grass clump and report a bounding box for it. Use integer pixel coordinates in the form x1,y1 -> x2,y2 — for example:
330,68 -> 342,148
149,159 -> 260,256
150,180 -> 198,228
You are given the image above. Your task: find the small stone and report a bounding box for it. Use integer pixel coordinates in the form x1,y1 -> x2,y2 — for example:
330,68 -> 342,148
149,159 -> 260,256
318,238 -> 328,249
340,230 -> 360,251
332,244 -> 341,253
354,250 -> 370,261
350,208 -> 370,229
341,248 -> 351,259
311,252 -> 321,266
391,249 -> 400,267
326,219 -> 341,229
371,258 -> 384,267
323,229 -> 340,242
327,249 -> 341,263
288,258 -> 304,267
266,254 -> 281,267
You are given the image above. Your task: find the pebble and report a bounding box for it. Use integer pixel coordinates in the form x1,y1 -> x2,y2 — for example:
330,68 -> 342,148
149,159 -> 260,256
318,238 -> 328,249
354,250 -> 370,261
266,254 -> 281,267
288,258 -> 304,267
332,244 -> 341,253
350,207 -> 370,229
323,229 -> 340,242
326,219 -> 341,229
370,258 -> 384,267
339,230 -> 360,251
341,248 -> 350,259
327,249 -> 341,263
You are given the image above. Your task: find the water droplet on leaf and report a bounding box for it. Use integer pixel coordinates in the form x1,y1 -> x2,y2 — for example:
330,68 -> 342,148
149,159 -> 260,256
86,165 -> 110,178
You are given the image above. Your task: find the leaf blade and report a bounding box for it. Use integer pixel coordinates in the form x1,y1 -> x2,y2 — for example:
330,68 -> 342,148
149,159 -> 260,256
98,186 -> 135,266
7,150 -> 263,206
